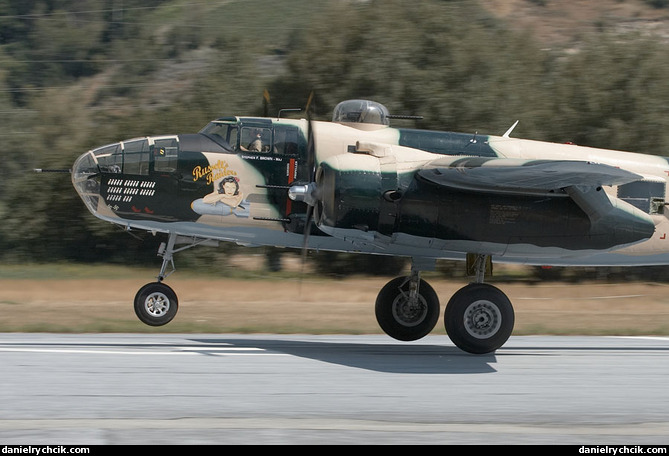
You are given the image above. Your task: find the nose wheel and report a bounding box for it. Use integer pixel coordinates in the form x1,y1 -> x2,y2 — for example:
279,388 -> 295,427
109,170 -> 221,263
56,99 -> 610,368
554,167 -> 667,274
134,282 -> 178,326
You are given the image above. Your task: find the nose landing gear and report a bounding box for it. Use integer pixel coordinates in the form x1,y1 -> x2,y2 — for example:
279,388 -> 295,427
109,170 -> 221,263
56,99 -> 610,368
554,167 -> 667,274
133,232 -> 217,327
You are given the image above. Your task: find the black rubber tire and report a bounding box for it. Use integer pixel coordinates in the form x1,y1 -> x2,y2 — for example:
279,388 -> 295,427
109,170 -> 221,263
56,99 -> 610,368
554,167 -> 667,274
134,282 -> 178,326
375,276 -> 440,341
444,283 -> 514,354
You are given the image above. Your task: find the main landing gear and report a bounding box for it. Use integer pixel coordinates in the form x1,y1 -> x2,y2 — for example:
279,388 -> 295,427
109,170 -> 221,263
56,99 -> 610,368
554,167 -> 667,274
375,255 -> 515,354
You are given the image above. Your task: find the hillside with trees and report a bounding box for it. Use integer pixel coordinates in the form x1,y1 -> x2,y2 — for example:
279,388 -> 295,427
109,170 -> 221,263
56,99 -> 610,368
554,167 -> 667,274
3,0 -> 669,276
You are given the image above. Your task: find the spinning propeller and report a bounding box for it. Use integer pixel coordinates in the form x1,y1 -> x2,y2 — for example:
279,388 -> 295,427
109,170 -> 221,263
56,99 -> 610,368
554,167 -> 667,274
287,91 -> 321,255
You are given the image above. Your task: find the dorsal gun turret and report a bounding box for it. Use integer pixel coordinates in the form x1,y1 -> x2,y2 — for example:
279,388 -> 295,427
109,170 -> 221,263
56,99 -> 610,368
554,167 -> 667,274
332,100 -> 390,126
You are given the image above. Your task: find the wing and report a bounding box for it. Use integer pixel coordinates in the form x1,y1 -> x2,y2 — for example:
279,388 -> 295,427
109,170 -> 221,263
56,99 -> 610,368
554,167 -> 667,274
417,157 -> 642,195
417,157 -> 650,228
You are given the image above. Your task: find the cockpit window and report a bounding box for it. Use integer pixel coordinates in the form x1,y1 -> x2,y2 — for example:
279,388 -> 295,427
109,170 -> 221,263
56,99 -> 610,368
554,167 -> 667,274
95,144 -> 122,173
122,139 -> 150,175
153,137 -> 178,173
273,125 -> 300,155
240,127 -> 271,152
200,120 -> 303,155
200,122 -> 238,149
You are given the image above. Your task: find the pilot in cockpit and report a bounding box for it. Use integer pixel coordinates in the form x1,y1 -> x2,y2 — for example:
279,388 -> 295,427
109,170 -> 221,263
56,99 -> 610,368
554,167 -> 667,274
247,130 -> 263,152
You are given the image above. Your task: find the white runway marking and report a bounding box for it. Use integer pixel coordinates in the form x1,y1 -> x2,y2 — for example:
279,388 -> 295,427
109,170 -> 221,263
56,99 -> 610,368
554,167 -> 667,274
0,346 -> 286,356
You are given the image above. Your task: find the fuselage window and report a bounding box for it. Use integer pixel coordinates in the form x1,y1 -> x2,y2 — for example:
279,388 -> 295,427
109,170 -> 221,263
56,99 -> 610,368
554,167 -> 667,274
123,139 -> 150,175
618,180 -> 666,215
153,138 -> 179,173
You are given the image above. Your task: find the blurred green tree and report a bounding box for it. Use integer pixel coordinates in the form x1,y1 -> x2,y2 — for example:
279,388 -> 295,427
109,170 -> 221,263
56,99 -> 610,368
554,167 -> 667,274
3,0 -> 669,279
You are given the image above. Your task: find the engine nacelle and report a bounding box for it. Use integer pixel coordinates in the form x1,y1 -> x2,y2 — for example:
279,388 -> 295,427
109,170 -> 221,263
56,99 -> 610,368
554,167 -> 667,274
313,142 -> 441,235
316,155 -> 384,231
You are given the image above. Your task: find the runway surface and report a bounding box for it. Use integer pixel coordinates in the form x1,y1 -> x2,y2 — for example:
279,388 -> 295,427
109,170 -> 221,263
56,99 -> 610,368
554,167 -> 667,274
0,333 -> 667,445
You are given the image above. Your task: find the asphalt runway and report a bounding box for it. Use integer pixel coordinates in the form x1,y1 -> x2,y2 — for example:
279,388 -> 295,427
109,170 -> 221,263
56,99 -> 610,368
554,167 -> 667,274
0,333 -> 667,445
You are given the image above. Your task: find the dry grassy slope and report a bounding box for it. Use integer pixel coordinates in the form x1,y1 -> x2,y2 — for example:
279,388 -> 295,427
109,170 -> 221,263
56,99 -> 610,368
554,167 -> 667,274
483,0 -> 669,45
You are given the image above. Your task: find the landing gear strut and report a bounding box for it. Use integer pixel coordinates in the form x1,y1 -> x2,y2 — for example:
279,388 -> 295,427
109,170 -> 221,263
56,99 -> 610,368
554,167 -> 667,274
375,255 -> 515,354
134,232 -> 179,326
133,232 -> 216,327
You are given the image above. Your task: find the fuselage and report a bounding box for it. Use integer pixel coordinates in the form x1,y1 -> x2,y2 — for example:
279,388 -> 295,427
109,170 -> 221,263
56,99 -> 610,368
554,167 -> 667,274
72,109 -> 669,267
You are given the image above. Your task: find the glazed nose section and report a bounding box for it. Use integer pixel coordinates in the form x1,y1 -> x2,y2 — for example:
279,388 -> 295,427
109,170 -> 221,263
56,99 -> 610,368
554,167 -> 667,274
72,150 -> 103,216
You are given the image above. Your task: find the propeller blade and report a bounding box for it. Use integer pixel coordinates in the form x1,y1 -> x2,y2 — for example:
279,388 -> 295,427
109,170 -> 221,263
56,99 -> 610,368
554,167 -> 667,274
296,92 -> 316,290
305,91 -> 314,115
306,125 -> 315,183
302,204 -> 314,256
297,203 -> 315,294
263,89 -> 270,117
305,91 -> 316,182
291,91 -> 318,266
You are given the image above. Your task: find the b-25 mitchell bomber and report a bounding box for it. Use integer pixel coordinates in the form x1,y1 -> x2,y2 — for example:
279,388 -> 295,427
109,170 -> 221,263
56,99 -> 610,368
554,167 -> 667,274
66,99 -> 669,354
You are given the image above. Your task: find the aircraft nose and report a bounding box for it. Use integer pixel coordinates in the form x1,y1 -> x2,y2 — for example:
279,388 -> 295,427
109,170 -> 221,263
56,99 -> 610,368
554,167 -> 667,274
72,149 -> 103,216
